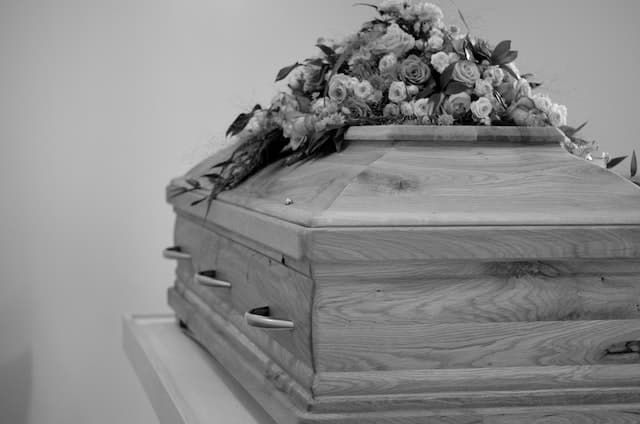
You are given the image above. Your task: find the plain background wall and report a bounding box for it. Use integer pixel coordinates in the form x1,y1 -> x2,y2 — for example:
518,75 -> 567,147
1,1 -> 639,423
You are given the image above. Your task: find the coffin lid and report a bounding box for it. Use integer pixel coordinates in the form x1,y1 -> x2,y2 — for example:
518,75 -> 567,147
168,126 -> 640,261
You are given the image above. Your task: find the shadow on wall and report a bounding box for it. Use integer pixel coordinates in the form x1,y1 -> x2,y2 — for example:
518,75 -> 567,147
0,349 -> 32,424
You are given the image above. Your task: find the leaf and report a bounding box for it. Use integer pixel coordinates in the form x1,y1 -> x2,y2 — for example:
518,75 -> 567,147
353,2 -> 378,10
494,50 -> 518,66
445,81 -> 469,95
275,62 -> 301,82
185,178 -> 201,188
560,121 -> 588,138
607,156 -> 628,169
529,81 -> 543,89
416,79 -> 436,99
316,44 -> 336,58
632,150 -> 638,177
520,73 -> 535,79
211,159 -> 231,169
501,63 -> 519,80
191,196 -> 208,207
439,63 -> 456,88
463,38 -> 474,61
428,92 -> 445,117
224,104 -> 261,137
491,40 -> 511,63
324,47 -> 351,98
305,57 -> 325,67
493,90 -> 507,110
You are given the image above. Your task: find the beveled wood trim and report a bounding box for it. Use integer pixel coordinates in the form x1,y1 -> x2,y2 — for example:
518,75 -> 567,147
344,125 -> 565,144
168,288 -> 314,414
313,365 -> 640,397
169,190 -> 308,260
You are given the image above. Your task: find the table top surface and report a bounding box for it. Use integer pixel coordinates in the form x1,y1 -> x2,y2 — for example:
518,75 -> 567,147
123,314 -> 276,424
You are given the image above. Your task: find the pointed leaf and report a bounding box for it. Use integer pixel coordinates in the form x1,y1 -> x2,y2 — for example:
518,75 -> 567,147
353,2 -> 379,10
445,81 -> 469,95
607,156 -> 628,169
631,150 -> 637,177
416,79 -> 436,99
439,63 -> 456,88
275,62 -> 301,82
225,112 -> 252,137
495,50 -> 518,65
316,44 -> 336,58
491,40 -> 511,63
211,159 -> 231,169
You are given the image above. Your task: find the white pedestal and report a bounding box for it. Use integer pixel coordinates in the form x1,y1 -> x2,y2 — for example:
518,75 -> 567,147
123,314 -> 276,424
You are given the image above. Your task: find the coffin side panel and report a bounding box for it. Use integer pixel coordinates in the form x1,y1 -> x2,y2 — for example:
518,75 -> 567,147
173,216 -> 315,387
312,260 -> 640,373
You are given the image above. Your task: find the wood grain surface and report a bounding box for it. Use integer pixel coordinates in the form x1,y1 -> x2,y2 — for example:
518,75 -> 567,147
168,290 -> 640,423
314,319 -> 640,372
314,273 -> 640,324
313,364 -> 640,397
307,225 -> 640,261
169,135 -> 640,229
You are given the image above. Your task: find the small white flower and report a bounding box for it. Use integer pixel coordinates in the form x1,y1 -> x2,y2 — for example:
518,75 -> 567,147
354,80 -> 374,100
470,97 -> 493,120
400,101 -> 415,117
547,103 -> 568,127
474,79 -> 493,97
427,35 -> 444,50
413,98 -> 431,117
532,93 -> 553,113
406,84 -> 420,97
430,51 -> 450,73
379,53 -> 398,73
383,103 -> 400,117
388,81 -> 408,103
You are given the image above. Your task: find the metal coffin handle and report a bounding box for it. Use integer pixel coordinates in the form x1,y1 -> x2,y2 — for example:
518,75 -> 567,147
162,246 -> 191,260
244,306 -> 294,330
194,270 -> 231,288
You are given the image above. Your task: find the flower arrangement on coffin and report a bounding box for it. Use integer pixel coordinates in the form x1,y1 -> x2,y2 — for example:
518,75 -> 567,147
171,0 -> 638,211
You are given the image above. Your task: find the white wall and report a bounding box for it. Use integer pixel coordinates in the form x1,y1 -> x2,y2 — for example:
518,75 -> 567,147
1,1 -> 639,423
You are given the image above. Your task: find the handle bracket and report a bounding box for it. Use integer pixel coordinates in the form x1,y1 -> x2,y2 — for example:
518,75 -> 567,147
163,246 -> 191,260
194,270 -> 231,288
244,306 -> 294,330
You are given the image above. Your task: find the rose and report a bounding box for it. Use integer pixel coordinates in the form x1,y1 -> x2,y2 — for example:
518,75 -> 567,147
430,51 -> 450,73
328,75 -> 349,104
343,97 -> 371,119
371,23 -> 415,57
400,55 -> 431,85
470,97 -> 493,120
532,93 -> 553,113
452,60 -> 481,87
354,80 -> 374,101
379,53 -> 398,73
406,84 -> 420,97
413,98 -> 431,117
448,52 -> 460,65
547,104 -> 567,127
427,35 -> 444,50
474,79 -> 493,97
383,103 -> 400,118
406,2 -> 443,23
483,66 -> 505,86
388,81 -> 408,103
444,92 -> 471,116
400,101 -> 415,117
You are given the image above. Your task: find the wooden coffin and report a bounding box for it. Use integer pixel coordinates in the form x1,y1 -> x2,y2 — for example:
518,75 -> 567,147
165,126 -> 640,423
